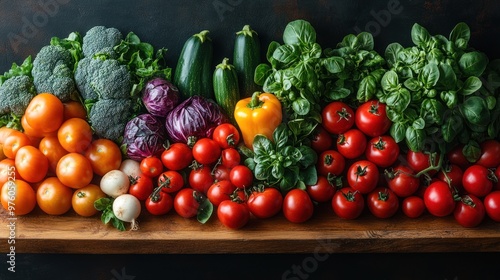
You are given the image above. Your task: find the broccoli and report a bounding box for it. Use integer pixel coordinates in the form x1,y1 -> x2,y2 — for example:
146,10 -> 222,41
31,45 -> 77,102
82,26 -> 122,58
0,75 -> 36,129
88,99 -> 135,141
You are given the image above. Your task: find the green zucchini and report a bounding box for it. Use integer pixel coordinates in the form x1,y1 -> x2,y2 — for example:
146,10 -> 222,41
213,57 -> 240,125
233,25 -> 261,98
174,30 -> 213,100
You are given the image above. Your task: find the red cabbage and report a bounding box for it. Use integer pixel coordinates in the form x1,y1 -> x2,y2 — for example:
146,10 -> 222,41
123,113 -> 167,161
165,96 -> 229,144
142,78 -> 180,117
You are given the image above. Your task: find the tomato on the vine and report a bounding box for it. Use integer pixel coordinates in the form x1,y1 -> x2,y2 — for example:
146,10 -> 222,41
174,188 -> 201,218
220,148 -> 241,169
401,196 -> 425,218
217,200 -> 250,229
321,101 -> 355,135
282,189 -> 314,223
476,140 -> 500,168
310,126 -> 333,153
189,165 -> 214,194
212,123 -> 241,149
462,165 -> 494,197
355,100 -> 391,137
454,194 -> 485,228
247,187 -> 283,219
229,165 -> 253,189
436,164 -> 463,192
213,165 -> 231,182
207,180 -> 237,207
336,128 -> 367,159
146,191 -> 173,216
157,170 -> 184,194
424,180 -> 456,217
447,144 -> 469,168
140,156 -> 164,178
129,175 -> 154,201
384,164 -> 420,198
331,187 -> 364,220
347,160 -> 379,194
161,142 -> 192,171
406,150 -> 440,176
367,187 -> 399,219
317,150 -> 345,176
306,175 -> 336,203
365,135 -> 399,168
192,138 -> 221,165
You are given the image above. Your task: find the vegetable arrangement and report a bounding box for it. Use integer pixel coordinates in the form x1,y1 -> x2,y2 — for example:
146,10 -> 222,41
1,19 -> 500,232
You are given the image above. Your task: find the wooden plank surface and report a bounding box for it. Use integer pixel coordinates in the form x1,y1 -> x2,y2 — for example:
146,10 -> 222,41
2,204 -> 500,254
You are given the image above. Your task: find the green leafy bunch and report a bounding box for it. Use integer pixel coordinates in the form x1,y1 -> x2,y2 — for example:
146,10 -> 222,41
378,22 -> 499,160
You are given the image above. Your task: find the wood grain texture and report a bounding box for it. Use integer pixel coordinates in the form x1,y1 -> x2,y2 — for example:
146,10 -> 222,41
2,204 -> 500,254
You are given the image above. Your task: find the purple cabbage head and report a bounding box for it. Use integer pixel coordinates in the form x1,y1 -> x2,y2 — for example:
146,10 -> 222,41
123,113 -> 167,161
165,95 -> 229,144
141,77 -> 180,117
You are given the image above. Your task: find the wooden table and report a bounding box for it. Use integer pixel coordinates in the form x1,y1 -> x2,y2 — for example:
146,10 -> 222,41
2,204 -> 500,254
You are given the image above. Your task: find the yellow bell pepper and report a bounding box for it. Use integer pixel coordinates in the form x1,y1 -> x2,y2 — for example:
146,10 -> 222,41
234,91 -> 282,149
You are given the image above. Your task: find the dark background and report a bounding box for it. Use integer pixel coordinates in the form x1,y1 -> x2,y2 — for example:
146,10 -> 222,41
2,0 -> 500,279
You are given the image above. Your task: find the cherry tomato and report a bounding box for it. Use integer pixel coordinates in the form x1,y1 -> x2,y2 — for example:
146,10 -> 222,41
495,167 -> 500,191
37,177 -> 74,215
454,194 -> 485,228
84,138 -> 122,177
161,142 -> 192,171
476,139 -> 500,168
0,159 -> 20,186
21,114 -> 47,138
38,135 -> 68,174
207,180 -> 237,207
24,93 -> 64,134
447,144 -> 470,168
247,187 -> 283,219
56,153 -> 94,189
217,200 -> 250,229
220,148 -> 241,169
213,165 -> 231,181
306,175 -> 336,203
212,123 -> 240,149
140,156 -> 164,178
310,126 -> 333,153
385,164 -> 420,198
365,135 -> 400,168
57,117 -> 93,153
331,187 -> 364,220
367,187 -> 399,219
336,128 -> 367,159
174,188 -> 202,218
462,165 -> 494,197
157,170 -> 184,194
145,191 -> 173,216
317,150 -> 345,176
436,164 -> 463,192
2,131 -> 32,159
229,165 -> 253,189
15,145 -> 49,183
188,165 -> 214,194
406,150 -> 440,176
282,189 -> 314,223
71,184 -> 106,217
424,180 -> 456,217
321,101 -> 355,135
63,101 -> 87,121
401,196 -> 425,218
347,160 -> 379,194
1,179 -> 36,215
129,175 -> 154,201
355,100 -> 391,137
484,190 -> 500,222
192,138 -> 221,165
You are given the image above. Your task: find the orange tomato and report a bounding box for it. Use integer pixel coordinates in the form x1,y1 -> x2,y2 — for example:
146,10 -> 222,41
38,135 -> 69,174
72,184 -> 106,217
63,101 -> 87,120
0,158 -> 21,187
56,153 -> 94,189
2,131 -> 32,159
24,93 -> 64,134
36,177 -> 73,215
0,127 -> 16,159
15,145 -> 49,183
1,179 -> 36,215
84,138 -> 123,176
57,118 -> 93,153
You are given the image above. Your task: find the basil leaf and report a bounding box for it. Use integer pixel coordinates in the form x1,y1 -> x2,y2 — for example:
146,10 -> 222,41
273,44 -> 300,64
460,76 -> 482,95
283,19 -> 316,46
462,140 -> 481,163
411,23 -> 431,48
442,114 -> 463,142
298,145 -> 317,168
386,88 -> 411,112
403,78 -> 422,91
438,63 -> 457,89
449,22 -> 470,49
440,90 -> 458,108
461,96 -> 490,125
272,162 -> 285,180
340,34 -> 357,49
300,165 -> 318,186
419,63 -> 440,88
357,75 -> 377,102
325,87 -> 350,100
273,123 -> 290,150
253,135 -> 274,161
412,118 -> 426,130
405,126 -> 426,152
420,98 -> 445,125
385,43 -> 403,67
197,198 -> 213,224
381,70 -> 400,92
266,41 -> 281,65
390,121 -> 407,143
459,52 -> 489,77
254,161 -> 271,181
323,56 -> 345,74
279,167 -> 299,192
254,63 -> 272,86
292,97 -> 310,116
356,32 -> 374,50
94,197 -> 112,211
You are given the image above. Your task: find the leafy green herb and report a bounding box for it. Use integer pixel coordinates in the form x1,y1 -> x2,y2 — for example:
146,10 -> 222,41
94,197 -> 126,231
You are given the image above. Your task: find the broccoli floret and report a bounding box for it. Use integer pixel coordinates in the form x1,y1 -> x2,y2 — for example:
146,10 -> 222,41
88,99 -> 134,141
82,26 -> 122,58
0,75 -> 36,116
31,45 -> 77,102
74,57 -> 131,100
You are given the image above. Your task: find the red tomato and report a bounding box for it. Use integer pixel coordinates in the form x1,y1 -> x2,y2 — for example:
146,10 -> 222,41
406,150 -> 440,176
401,196 -> 425,218
212,123 -> 241,149
476,140 -> 500,168
495,167 -> 500,191
157,170 -> 184,194
367,187 -> 399,219
247,187 -> 283,219
331,187 -> 364,220
424,181 -> 456,217
282,189 -> 314,223
321,101 -> 355,135
385,164 -> 420,198
365,135 -> 400,168
336,129 -> 367,159
145,191 -> 173,216
220,148 -> 241,169
174,188 -> 201,218
454,194 -> 485,228
188,165 -> 214,194
128,175 -> 154,201
213,165 -> 231,181
229,165 -> 253,189
436,164 -> 463,192
310,126 -> 333,153
140,156 -> 164,178
462,165 -> 494,197
317,150 -> 345,176
355,100 -> 391,137
306,175 -> 336,203
217,200 -> 250,229
15,145 -> 49,183
447,144 -> 470,168
207,180 -> 237,207
484,190 -> 500,222
192,138 -> 221,165
347,160 -> 379,194
161,143 -> 192,171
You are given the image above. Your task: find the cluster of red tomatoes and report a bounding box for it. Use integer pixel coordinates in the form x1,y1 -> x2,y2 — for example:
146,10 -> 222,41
310,100 -> 500,227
